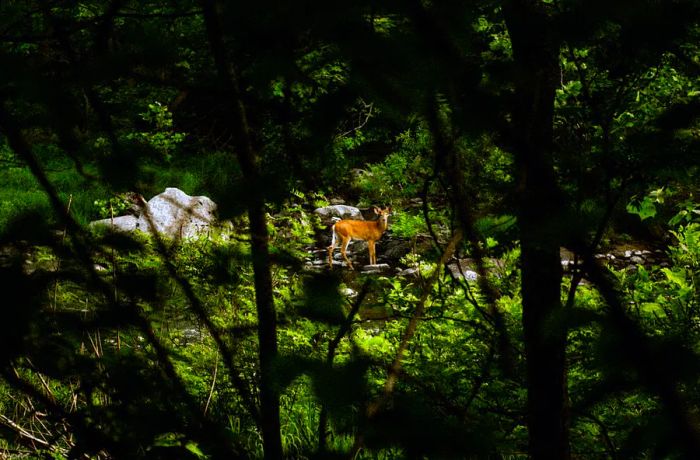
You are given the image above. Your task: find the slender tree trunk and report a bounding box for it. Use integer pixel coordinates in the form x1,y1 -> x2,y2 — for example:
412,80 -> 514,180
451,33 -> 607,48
248,197 -> 282,460
502,2 -> 570,459
200,1 -> 283,458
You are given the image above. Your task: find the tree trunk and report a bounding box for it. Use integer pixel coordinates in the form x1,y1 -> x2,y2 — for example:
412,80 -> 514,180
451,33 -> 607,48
200,1 -> 283,458
248,196 -> 283,460
502,1 -> 570,459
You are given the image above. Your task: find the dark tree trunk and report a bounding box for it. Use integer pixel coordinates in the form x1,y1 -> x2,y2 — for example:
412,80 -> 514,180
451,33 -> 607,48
248,196 -> 283,460
502,2 -> 570,459
200,1 -> 283,458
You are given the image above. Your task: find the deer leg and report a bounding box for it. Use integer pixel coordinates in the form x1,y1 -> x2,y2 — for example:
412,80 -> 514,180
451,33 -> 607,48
341,236 -> 354,270
368,240 -> 376,265
327,226 -> 337,268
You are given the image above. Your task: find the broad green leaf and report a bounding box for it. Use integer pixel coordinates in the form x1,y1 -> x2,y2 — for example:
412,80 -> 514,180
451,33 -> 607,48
661,267 -> 688,288
185,442 -> 207,459
627,196 -> 657,220
641,302 -> 665,317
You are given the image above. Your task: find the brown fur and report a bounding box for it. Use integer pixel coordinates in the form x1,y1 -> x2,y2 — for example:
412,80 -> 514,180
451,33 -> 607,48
327,207 -> 391,270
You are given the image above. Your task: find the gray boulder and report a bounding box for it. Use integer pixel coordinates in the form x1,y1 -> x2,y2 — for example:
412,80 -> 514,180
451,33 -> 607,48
447,258 -> 503,281
314,205 -> 363,225
360,263 -> 392,274
91,188 -> 217,240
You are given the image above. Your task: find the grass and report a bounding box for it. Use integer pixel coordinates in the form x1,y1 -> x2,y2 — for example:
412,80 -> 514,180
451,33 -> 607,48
0,145 -> 239,236
0,161 -> 108,233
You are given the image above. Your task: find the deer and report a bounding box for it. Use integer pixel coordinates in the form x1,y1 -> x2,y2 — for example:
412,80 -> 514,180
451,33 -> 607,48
327,206 -> 392,270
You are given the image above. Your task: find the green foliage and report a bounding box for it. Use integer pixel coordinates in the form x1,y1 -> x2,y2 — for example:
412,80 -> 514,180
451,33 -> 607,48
669,222 -> 700,269
0,188 -> 51,236
355,127 -> 432,205
627,188 -> 667,221
626,196 -> 658,221
269,190 -> 323,254
93,193 -> 134,219
125,102 -> 187,162
389,211 -> 426,239
474,214 -> 517,252
3,1 -> 700,458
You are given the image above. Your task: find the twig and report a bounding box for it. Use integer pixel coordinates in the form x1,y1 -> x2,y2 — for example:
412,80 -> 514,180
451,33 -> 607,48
86,330 -> 102,358
0,413 -> 52,449
452,258 -> 496,323
35,373 -> 56,406
370,229 -> 462,414
574,410 -> 618,460
138,206 -> 260,422
350,231 -> 462,457
203,353 -> 219,416
335,100 -> 374,139
0,85 -> 239,458
583,258 -> 700,455
318,280 -> 371,452
420,174 -> 442,253
426,96 -> 514,378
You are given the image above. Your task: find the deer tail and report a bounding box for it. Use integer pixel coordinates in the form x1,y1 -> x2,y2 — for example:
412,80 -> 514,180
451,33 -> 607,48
330,224 -> 337,247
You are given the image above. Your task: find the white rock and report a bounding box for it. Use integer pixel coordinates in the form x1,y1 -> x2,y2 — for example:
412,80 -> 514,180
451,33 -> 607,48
360,263 -> 391,274
314,205 -> 364,225
91,188 -> 217,240
397,267 -> 419,277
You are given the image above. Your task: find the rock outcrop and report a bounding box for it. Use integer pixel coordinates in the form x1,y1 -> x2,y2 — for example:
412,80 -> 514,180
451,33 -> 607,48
313,205 -> 363,225
90,188 -> 217,240
448,246 -> 669,281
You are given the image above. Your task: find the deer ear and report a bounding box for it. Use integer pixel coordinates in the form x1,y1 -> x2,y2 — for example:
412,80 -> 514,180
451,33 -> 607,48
372,207 -> 380,214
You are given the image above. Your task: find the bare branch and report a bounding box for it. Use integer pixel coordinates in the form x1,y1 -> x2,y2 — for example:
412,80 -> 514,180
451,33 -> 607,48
0,413 -> 53,449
